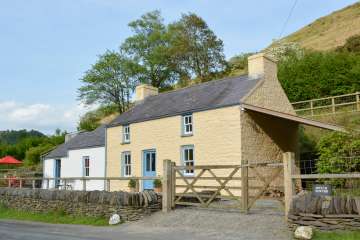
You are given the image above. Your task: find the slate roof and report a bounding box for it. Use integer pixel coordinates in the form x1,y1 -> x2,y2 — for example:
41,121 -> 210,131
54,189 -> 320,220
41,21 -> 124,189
108,75 -> 260,127
44,125 -> 106,159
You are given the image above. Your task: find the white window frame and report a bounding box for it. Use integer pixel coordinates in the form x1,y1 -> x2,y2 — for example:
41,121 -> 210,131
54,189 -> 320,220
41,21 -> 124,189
181,145 -> 194,176
182,114 -> 193,135
123,125 -> 130,143
83,156 -> 90,177
122,152 -> 132,177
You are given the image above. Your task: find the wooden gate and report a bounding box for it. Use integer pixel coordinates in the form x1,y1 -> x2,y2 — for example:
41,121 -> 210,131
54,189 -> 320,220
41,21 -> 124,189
243,160 -> 284,212
162,158 -> 289,213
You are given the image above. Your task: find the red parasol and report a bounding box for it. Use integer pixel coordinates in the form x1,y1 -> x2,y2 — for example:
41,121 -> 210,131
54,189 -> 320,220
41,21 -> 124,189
0,156 -> 23,165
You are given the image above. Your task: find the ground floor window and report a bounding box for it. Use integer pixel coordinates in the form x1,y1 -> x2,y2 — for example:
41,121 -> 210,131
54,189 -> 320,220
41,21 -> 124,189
181,145 -> 194,176
122,152 -> 131,177
83,156 -> 90,177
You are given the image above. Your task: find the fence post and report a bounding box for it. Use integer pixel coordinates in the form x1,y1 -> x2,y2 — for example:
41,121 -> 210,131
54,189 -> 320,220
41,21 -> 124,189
310,100 -> 314,116
283,152 -> 296,218
107,179 -> 111,191
19,179 -> 22,189
171,162 -> 176,209
32,179 -> 36,189
8,178 -> 11,188
82,178 -> 86,191
331,97 -> 336,114
162,159 -> 172,213
135,179 -> 140,192
356,92 -> 360,111
241,160 -> 249,213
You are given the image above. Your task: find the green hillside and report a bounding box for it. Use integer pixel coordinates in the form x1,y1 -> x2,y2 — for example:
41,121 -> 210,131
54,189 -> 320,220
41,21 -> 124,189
275,2 -> 360,50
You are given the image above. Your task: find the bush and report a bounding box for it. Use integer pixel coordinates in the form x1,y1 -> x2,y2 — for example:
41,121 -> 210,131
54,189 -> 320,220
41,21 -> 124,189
153,179 -> 162,188
128,179 -> 136,188
316,131 -> 360,174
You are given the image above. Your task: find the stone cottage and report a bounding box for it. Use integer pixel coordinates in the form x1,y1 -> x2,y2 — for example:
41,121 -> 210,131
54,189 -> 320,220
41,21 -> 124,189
105,53 -> 343,191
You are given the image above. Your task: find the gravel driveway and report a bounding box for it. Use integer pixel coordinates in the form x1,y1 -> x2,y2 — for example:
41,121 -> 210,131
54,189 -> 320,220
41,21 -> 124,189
128,199 -> 292,240
0,200 -> 291,240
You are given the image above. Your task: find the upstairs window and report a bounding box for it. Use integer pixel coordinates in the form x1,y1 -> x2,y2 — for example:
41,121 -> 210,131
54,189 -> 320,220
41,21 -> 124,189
122,152 -> 131,177
83,156 -> 90,177
123,125 -> 130,143
181,145 -> 194,176
182,114 -> 193,135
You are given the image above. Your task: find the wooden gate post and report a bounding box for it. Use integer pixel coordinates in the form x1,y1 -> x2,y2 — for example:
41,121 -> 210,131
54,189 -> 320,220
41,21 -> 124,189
171,162 -> 176,209
241,160 -> 249,213
283,152 -> 296,218
162,159 -> 172,213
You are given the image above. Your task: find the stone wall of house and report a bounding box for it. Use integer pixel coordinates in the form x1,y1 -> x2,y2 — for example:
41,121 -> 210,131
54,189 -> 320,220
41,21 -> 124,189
0,188 -> 161,221
107,105 -> 242,192
288,191 -> 360,230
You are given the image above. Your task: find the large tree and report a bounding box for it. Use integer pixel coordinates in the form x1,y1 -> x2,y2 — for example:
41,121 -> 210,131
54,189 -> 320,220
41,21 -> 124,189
168,13 -> 227,82
121,11 -> 178,89
78,51 -> 137,113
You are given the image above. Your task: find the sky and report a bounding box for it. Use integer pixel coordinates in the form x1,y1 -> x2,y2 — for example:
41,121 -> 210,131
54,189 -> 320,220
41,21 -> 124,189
0,0 -> 358,134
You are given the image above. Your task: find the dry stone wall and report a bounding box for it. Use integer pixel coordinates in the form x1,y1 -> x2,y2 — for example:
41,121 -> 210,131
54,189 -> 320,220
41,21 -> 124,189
288,191 -> 360,230
0,188 -> 161,221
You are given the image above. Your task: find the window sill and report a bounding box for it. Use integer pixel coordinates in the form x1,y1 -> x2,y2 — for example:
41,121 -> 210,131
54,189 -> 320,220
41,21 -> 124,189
181,133 -> 193,138
121,142 -> 131,145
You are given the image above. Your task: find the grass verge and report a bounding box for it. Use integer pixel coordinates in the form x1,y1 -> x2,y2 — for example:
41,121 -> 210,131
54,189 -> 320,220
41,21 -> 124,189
313,230 -> 360,240
0,205 -> 108,226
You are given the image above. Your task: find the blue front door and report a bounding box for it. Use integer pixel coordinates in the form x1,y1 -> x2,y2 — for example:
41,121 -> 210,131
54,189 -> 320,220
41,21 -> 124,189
143,150 -> 156,190
54,159 -> 61,188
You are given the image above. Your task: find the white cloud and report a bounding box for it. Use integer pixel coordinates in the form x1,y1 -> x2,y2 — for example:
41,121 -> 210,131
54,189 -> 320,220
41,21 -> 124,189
0,101 -> 94,134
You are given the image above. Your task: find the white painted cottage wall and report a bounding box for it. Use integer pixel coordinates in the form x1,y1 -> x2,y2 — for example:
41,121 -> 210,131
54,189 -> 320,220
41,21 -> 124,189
42,147 -> 105,191
65,147 -> 105,191
42,157 -> 67,188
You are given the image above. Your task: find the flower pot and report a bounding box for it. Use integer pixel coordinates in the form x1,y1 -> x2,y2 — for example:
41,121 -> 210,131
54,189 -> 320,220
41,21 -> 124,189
129,187 -> 136,192
154,187 -> 162,193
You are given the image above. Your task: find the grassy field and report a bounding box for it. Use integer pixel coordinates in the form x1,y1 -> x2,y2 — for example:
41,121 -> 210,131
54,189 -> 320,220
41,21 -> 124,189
314,230 -> 360,240
0,205 -> 109,226
272,2 -> 360,51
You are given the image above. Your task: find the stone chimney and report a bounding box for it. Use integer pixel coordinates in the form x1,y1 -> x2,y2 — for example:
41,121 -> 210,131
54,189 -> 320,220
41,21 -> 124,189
65,131 -> 80,143
135,84 -> 158,102
248,53 -> 277,80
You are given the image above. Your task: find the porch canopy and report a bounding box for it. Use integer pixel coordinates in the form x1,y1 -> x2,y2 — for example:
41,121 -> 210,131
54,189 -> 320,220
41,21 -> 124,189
0,156 -> 23,165
240,103 -> 346,132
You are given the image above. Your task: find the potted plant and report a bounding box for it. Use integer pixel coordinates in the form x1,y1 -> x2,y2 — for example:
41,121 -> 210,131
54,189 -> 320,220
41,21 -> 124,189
153,179 -> 162,193
128,179 -> 137,192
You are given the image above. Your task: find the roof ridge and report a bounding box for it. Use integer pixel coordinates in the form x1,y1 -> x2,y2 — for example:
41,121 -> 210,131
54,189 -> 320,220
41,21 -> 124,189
149,74 -> 250,99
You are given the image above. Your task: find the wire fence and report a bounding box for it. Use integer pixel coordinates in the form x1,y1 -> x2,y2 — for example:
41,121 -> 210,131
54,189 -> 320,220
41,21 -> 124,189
297,156 -> 360,197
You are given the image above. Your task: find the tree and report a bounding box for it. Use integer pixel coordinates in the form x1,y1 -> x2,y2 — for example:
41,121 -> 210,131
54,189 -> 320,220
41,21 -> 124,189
78,51 -> 137,113
278,51 -> 360,102
168,13 -> 227,82
121,11 -> 178,89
